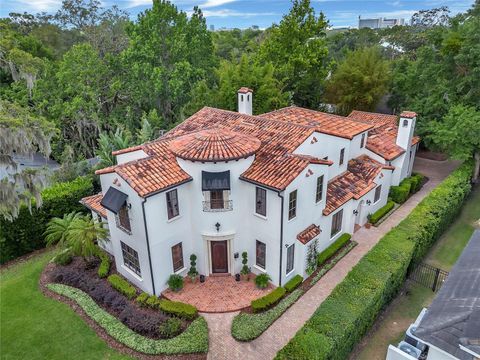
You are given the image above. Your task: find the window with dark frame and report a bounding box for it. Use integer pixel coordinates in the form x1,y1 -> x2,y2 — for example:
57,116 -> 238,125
166,189 -> 179,219
360,133 -> 366,148
339,148 -> 345,166
256,240 -> 266,269
255,187 -> 267,216
316,175 -> 324,203
288,190 -> 297,220
374,185 -> 382,203
121,242 -> 141,276
330,209 -> 343,238
210,190 -> 224,209
171,243 -> 184,272
403,119 -> 408,127
286,244 -> 295,274
117,204 -> 131,233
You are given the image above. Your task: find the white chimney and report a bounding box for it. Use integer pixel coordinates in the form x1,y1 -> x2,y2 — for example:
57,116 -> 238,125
396,111 -> 416,150
237,87 -> 253,115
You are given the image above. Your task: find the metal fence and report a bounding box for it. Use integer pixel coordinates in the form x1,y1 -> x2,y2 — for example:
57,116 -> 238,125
409,262 -> 449,292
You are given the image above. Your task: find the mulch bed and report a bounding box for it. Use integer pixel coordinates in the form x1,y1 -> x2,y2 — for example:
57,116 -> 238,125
40,260 -> 206,360
416,150 -> 448,161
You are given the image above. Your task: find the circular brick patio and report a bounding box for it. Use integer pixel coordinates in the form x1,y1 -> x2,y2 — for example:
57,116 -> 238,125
162,275 -> 272,313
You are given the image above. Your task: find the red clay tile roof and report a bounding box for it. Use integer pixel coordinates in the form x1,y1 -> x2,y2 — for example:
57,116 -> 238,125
262,106 -> 373,139
112,145 -> 144,156
348,110 -> 398,127
170,128 -> 261,162
80,193 -> 107,218
400,111 -> 417,119
323,155 -> 393,216
238,87 -> 253,94
297,224 -> 321,245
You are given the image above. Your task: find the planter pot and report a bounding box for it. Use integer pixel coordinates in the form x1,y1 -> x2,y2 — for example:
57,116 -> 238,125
235,273 -> 240,281
199,275 -> 205,283
189,275 -> 197,284
241,273 -> 249,281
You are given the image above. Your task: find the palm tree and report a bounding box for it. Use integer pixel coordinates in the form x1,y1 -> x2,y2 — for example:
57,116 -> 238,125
66,215 -> 108,258
44,212 -> 83,248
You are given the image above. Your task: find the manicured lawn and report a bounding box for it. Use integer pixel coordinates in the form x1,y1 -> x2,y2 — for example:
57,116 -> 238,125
353,184 -> 480,360
0,249 -> 132,360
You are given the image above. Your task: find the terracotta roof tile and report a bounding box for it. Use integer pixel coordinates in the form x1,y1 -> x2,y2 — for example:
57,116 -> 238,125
238,87 -> 253,94
297,224 -> 321,245
400,111 -> 417,119
80,193 -> 107,218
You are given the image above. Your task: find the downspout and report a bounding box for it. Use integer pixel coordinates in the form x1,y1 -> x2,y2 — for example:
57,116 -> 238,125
141,198 -> 156,296
277,191 -> 285,287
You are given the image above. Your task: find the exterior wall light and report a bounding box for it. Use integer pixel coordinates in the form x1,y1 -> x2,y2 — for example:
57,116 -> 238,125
215,222 -> 221,232
353,210 -> 359,215
366,200 -> 372,206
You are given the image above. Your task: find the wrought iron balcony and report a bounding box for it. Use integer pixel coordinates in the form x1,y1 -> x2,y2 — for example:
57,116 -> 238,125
202,200 -> 233,212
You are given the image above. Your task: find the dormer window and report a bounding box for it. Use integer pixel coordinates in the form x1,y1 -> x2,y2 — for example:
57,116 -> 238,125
403,119 -> 409,127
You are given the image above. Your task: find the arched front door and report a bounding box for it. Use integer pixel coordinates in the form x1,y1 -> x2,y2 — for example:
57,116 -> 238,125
211,240 -> 228,273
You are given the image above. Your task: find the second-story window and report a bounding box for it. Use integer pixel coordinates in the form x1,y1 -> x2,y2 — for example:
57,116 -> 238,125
288,190 -> 297,220
166,189 -> 179,219
210,190 -> 224,209
331,209 -> 343,238
374,185 -> 382,203
117,204 -> 131,233
255,187 -> 267,216
360,133 -> 366,148
339,148 -> 345,166
316,175 -> 324,203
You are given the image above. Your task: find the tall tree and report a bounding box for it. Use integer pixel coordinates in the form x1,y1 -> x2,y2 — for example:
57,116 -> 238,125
257,0 -> 331,108
325,47 -> 390,115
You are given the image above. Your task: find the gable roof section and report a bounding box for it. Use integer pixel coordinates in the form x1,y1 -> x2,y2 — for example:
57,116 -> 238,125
80,193 -> 107,218
323,155 -> 393,216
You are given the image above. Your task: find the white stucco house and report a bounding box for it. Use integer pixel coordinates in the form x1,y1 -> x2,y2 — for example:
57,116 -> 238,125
81,88 -> 420,295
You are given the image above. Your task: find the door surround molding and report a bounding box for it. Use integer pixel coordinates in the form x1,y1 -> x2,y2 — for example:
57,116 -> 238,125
202,231 -> 235,276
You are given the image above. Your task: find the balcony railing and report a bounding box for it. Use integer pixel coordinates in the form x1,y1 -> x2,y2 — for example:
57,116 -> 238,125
203,200 -> 233,212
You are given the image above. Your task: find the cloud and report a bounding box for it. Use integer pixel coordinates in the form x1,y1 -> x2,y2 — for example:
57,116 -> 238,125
189,8 -> 277,18
198,0 -> 236,8
4,0 -> 62,12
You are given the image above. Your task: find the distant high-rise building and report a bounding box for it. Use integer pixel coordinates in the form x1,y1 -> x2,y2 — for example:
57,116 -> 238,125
209,24 -> 215,31
358,16 -> 405,29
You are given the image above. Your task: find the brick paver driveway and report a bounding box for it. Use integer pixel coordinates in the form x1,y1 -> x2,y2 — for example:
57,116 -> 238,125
203,157 -> 460,360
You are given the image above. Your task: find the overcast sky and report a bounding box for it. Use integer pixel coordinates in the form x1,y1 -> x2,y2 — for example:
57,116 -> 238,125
0,0 -> 475,29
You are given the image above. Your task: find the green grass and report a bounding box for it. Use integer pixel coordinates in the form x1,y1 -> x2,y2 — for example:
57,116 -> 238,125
354,184 -> 480,360
0,249 -> 132,360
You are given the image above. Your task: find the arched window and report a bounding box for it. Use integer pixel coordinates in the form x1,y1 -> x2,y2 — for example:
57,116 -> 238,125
241,95 -> 244,101
403,119 -> 409,127
247,94 -> 250,101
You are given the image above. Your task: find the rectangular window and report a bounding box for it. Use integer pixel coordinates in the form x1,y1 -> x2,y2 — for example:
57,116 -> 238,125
255,187 -> 267,216
256,240 -> 266,269
316,175 -> 324,203
286,244 -> 295,274
121,242 -> 141,276
210,190 -> 224,209
331,209 -> 343,238
374,185 -> 382,203
171,243 -> 184,272
339,148 -> 345,166
166,189 -> 179,219
288,190 -> 297,220
360,133 -> 366,148
116,204 -> 131,233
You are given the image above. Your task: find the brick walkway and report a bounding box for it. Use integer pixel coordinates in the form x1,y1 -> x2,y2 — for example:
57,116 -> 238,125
203,158 -> 460,360
163,274 -> 272,312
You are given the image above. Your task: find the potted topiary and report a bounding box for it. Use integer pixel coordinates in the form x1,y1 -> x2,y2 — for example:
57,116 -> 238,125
240,251 -> 250,280
167,274 -> 184,292
254,273 -> 271,289
365,214 -> 372,229
188,254 -> 198,283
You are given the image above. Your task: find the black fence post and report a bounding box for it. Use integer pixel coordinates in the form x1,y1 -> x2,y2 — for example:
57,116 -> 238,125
433,267 -> 440,292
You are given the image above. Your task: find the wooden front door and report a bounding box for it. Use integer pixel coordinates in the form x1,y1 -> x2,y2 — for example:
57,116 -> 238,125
211,240 -> 228,273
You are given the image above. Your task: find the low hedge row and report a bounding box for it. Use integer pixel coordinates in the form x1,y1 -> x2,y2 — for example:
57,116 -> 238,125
252,287 -> 286,313
276,163 -> 472,360
108,274 -> 136,299
317,233 -> 352,266
158,299 -> 198,320
409,173 -> 425,193
96,248 -> 111,278
47,283 -> 209,354
284,275 -> 303,293
389,179 -> 412,204
0,176 -> 93,264
369,200 -> 395,225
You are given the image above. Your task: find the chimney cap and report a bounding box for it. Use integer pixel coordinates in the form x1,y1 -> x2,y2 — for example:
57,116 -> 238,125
238,87 -> 253,94
400,111 -> 417,119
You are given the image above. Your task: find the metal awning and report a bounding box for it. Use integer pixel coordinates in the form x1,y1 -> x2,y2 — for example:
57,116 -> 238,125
202,171 -> 230,191
100,187 -> 128,214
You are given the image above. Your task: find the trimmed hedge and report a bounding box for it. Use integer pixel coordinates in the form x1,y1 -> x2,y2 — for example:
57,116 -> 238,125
108,274 -> 137,299
47,283 -> 208,354
369,200 -> 395,225
232,289 -> 303,341
317,233 -> 352,266
0,176 -> 93,264
410,173 -> 425,193
96,248 -> 111,278
284,275 -> 303,293
252,287 -> 286,313
276,162 -> 473,360
159,299 -> 198,320
389,178 -> 412,204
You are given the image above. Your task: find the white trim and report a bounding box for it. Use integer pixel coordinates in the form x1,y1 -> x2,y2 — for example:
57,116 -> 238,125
174,267 -> 187,275
253,264 -> 267,273
253,212 -> 268,220
166,214 -> 182,223
121,264 -> 143,282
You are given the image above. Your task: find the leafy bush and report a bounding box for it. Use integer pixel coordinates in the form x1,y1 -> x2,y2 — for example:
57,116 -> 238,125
232,289 -> 303,341
167,274 -> 184,292
369,200 -> 395,225
389,178 -> 412,203
136,292 -> 150,307
254,273 -> 271,289
53,250 -> 73,265
158,318 -> 183,338
146,295 -> 160,309
96,248 -> 111,278
284,275 -> 303,293
317,233 -> 351,266
410,173 -> 425,193
159,299 -> 198,320
276,162 -> 473,360
108,274 -> 137,299
0,176 -> 93,264
47,283 -> 208,354
240,251 -> 250,275
251,287 -> 286,313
